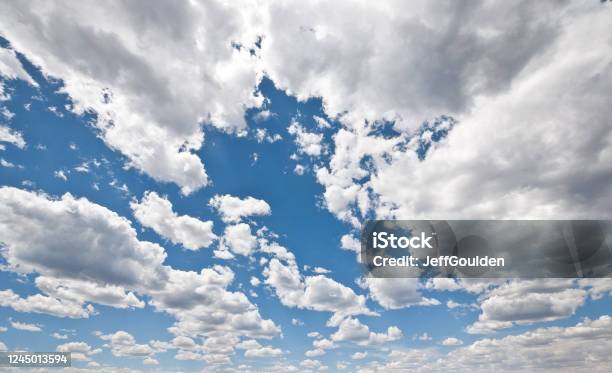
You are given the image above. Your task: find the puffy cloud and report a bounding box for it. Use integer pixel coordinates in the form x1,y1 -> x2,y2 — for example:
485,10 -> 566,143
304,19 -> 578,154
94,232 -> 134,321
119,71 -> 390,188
99,331 -> 154,358
209,194 -> 271,223
359,278 -> 440,310
131,191 -> 216,250
263,258 -> 373,321
0,125 -> 25,148
35,276 -> 144,309
0,187 -> 167,289
236,339 -> 284,358
148,266 -> 281,341
309,3 -> 612,225
223,223 -> 257,256
0,341 -> 6,351
0,186 -> 280,365
331,318 -> 402,346
440,337 -> 463,346
425,316 -> 612,372
288,120 -> 324,157
467,280 -> 587,334
0,289 -> 94,318
351,351 -> 367,360
0,1 -> 270,194
143,357 -> 159,365
11,320 -> 42,332
0,45 -> 37,90
56,341 -> 101,362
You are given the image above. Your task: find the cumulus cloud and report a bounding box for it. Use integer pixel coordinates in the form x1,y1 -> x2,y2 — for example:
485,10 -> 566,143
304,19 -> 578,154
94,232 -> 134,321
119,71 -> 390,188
0,1 -> 271,194
223,223 -> 257,256
148,266 -> 281,342
331,317 -> 402,346
0,45 -> 37,90
359,278 -> 440,310
0,186 -> 280,365
0,289 -> 95,318
467,280 -> 587,334
11,320 -> 42,332
429,315 -> 612,372
288,120 -> 324,157
131,191 -> 216,250
0,186 -> 167,289
440,337 -> 463,346
263,258 -> 373,322
56,341 -> 101,362
99,330 -> 155,358
0,125 -> 26,148
209,194 -> 271,223
307,3 -> 612,225
236,339 -> 284,358
35,276 -> 144,309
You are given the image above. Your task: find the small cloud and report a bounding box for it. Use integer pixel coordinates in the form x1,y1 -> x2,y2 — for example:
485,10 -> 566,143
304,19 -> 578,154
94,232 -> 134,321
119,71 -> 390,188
11,321 -> 42,332
54,170 -> 68,181
441,337 -> 463,346
351,351 -> 367,360
294,164 -> 306,175
0,158 -> 15,168
292,318 -> 304,326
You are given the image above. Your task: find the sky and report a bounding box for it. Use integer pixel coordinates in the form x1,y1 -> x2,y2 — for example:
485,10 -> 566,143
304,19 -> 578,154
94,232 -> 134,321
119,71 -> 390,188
1,1 -> 612,372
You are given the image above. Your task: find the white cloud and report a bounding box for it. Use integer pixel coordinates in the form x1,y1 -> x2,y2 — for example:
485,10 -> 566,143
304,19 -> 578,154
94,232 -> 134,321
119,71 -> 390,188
35,276 -> 144,310
331,317 -> 402,346
223,223 -> 257,256
0,46 -> 36,87
0,341 -> 6,351
131,191 -> 216,250
467,280 -> 587,334
11,320 -> 42,332
0,125 -> 25,148
359,278 -> 440,310
51,332 -> 68,340
0,1 -> 272,194
351,351 -> 367,360
305,3 -> 612,225
209,194 -> 271,223
143,357 -> 159,365
56,341 -> 101,362
0,158 -> 14,167
263,258 -> 374,322
255,127 -> 282,143
53,170 -> 68,181
423,315 -> 612,372
236,339 -> 283,358
300,359 -> 322,369
294,164 -> 306,175
0,187 -> 167,290
288,120 -> 324,157
148,266 -> 281,342
440,337 -> 463,346
0,289 -> 95,318
291,318 -> 304,326
250,276 -> 261,287
305,348 -> 325,357
99,330 -> 154,358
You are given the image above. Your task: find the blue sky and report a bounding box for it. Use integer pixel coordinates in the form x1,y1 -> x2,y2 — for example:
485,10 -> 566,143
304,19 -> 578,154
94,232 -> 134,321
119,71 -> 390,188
1,2 -> 612,372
